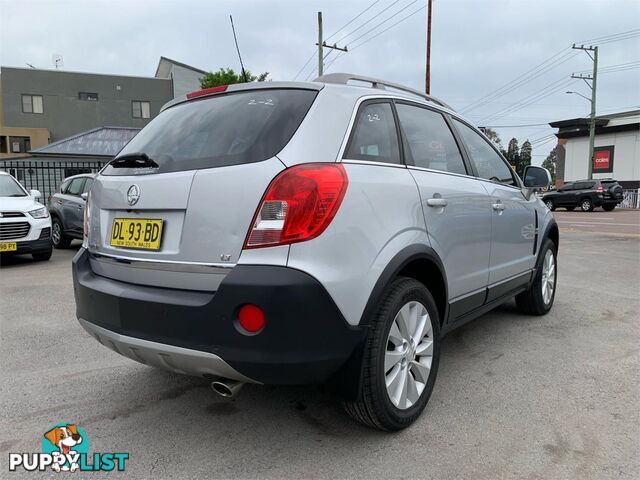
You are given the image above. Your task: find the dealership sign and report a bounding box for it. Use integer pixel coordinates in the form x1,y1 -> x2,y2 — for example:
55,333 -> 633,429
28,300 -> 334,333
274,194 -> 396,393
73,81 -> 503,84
592,146 -> 614,173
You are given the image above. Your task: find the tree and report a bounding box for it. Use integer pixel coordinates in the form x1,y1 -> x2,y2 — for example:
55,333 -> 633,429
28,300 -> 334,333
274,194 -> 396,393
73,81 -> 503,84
518,140 -> 532,179
480,127 -> 502,149
200,68 -> 269,88
542,146 -> 558,184
503,138 -> 520,172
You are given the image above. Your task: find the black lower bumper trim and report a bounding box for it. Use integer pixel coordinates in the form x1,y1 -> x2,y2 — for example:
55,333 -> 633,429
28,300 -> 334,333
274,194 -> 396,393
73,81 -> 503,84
72,248 -> 365,385
1,237 -> 52,255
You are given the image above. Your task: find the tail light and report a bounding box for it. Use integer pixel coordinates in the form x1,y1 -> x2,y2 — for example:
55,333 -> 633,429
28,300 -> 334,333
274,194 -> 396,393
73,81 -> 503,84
82,191 -> 91,248
244,163 -> 348,249
597,185 -> 603,193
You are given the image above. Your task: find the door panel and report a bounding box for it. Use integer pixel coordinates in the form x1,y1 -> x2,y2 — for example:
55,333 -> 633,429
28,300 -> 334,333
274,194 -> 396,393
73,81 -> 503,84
482,182 -> 537,283
410,169 -> 492,300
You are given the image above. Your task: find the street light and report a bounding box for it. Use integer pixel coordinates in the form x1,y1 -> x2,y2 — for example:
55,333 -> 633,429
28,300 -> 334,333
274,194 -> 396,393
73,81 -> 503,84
566,91 -> 591,102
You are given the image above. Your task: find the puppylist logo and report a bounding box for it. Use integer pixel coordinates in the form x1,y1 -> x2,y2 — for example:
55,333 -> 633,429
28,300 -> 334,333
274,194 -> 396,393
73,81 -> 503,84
8,424 -> 128,473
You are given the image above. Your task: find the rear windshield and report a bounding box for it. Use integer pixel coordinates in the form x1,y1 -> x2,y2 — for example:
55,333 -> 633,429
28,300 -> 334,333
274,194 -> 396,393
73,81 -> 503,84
104,89 -> 317,174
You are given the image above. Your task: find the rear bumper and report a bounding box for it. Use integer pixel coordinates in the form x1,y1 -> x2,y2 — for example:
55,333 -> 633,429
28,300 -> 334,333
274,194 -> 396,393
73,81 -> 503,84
72,248 -> 365,385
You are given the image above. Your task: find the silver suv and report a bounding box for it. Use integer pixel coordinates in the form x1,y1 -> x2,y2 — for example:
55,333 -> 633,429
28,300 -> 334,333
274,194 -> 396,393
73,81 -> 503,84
73,74 -> 558,431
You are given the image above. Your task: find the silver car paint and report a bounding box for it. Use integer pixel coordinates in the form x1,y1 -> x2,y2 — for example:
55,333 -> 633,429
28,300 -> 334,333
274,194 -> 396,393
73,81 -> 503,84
87,80 -> 556,328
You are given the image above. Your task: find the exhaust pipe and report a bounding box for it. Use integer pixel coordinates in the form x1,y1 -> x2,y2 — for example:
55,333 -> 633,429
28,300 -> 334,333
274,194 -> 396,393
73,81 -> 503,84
211,379 -> 244,398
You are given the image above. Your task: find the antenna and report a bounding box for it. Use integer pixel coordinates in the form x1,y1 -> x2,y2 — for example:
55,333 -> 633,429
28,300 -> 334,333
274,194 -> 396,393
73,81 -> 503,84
229,15 -> 248,82
52,54 -> 64,69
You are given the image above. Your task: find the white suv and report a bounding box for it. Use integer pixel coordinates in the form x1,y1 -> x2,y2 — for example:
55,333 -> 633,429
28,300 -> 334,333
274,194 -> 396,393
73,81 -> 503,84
0,171 -> 52,261
73,74 -> 557,430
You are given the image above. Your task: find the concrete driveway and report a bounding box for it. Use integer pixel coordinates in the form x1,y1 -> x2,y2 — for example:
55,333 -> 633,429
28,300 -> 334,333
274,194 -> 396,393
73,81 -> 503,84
1,224 -> 639,479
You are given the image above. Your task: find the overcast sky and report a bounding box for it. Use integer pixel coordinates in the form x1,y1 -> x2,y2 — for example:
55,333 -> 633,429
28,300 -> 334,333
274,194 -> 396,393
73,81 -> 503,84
1,0 -> 639,163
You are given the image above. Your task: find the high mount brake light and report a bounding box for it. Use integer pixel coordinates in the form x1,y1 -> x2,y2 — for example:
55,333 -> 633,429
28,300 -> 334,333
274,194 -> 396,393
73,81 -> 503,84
186,85 -> 228,99
244,163 -> 348,249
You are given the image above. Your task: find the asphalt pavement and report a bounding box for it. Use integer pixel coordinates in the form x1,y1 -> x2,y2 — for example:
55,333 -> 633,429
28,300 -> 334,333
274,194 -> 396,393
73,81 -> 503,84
1,218 -> 639,479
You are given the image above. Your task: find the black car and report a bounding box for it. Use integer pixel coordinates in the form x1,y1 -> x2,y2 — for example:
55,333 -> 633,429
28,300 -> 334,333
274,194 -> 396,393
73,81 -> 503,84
542,178 -> 624,212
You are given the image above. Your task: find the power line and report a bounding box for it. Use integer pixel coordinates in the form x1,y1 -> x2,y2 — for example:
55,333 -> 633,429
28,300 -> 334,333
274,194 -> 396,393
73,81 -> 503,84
324,4 -> 426,74
578,28 -> 640,44
334,0 -> 404,45
325,0 -> 381,41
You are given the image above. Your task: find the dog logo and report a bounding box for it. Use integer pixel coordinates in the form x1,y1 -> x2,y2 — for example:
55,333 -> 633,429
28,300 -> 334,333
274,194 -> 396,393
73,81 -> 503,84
127,184 -> 140,206
43,425 -> 84,472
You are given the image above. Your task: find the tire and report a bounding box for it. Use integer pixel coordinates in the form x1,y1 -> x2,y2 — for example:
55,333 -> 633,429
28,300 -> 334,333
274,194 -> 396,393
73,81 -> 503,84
602,204 -> 615,212
343,277 -> 440,431
32,249 -> 52,261
516,238 -> 557,315
566,207 -> 575,211
51,217 -> 71,249
544,199 -> 555,211
580,198 -> 594,212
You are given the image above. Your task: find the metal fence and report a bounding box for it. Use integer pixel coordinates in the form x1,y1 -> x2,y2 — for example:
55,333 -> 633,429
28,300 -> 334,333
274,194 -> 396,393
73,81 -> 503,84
619,189 -> 640,209
0,158 -> 105,203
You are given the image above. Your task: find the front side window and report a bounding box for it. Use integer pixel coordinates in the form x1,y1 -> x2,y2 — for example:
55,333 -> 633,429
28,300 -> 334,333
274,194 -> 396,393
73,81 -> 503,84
454,120 -> 516,186
396,104 -> 466,175
132,100 -> 151,119
344,102 -> 400,164
22,94 -> 43,114
82,178 -> 94,193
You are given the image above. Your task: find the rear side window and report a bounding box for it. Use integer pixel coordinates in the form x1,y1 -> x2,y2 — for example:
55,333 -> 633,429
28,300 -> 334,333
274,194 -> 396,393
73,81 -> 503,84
396,103 -> 466,175
66,178 -> 86,196
106,89 -> 318,174
344,102 -> 400,164
453,120 -> 516,186
575,182 -> 594,190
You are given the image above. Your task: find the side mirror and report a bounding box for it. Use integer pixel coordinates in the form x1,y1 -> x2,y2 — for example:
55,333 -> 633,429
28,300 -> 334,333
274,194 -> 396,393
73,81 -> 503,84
29,189 -> 42,199
523,166 -> 551,189
81,192 -> 89,201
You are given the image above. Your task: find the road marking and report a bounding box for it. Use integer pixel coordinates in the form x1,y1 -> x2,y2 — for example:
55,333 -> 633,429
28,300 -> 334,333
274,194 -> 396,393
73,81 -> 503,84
557,221 -> 640,226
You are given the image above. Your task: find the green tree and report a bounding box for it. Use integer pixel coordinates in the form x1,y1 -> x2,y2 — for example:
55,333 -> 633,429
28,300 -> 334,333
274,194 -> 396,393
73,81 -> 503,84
200,68 -> 269,88
480,127 -> 502,149
542,146 -> 558,184
518,140 -> 532,178
503,138 -> 520,172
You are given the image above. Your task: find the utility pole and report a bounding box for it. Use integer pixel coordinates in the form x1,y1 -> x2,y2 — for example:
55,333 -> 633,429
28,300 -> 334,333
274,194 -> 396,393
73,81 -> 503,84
316,11 -> 348,78
425,0 -> 433,94
571,44 -> 598,179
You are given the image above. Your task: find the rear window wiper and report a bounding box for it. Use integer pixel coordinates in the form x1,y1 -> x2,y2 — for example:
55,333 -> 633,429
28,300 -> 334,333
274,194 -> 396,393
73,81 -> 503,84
109,152 -> 159,169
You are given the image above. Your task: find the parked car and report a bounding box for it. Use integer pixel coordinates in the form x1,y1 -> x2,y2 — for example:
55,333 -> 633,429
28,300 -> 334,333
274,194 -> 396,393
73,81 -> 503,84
49,174 -> 95,248
73,74 -> 558,431
0,170 -> 52,261
541,178 -> 624,212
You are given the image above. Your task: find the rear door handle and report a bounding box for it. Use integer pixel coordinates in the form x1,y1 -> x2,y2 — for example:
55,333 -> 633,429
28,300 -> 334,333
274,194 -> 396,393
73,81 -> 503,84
492,202 -> 505,211
427,198 -> 448,207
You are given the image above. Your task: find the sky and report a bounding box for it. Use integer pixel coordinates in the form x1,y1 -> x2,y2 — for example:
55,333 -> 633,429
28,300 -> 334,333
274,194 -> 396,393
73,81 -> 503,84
1,0 -> 639,164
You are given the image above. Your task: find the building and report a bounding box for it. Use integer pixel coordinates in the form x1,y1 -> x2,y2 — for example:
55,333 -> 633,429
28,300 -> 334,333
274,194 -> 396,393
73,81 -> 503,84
0,126 -> 139,200
550,110 -> 640,189
154,56 -> 207,98
0,66 -> 173,147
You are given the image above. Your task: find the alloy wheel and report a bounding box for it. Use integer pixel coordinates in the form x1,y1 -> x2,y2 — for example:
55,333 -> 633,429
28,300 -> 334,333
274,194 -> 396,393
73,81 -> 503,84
541,249 -> 556,305
384,301 -> 434,410
52,221 -> 61,245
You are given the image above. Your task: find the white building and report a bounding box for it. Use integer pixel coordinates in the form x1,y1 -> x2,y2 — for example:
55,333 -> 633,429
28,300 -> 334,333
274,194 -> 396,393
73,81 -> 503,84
550,110 -> 640,189
155,57 -> 207,98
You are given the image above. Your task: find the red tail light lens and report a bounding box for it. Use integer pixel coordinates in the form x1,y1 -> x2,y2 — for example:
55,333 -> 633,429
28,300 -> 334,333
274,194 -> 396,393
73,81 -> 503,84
244,163 -> 348,249
597,186 -> 603,193
237,304 -> 265,333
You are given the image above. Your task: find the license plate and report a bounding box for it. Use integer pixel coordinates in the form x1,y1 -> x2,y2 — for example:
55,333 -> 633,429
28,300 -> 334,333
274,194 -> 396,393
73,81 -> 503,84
0,242 -> 17,252
110,218 -> 163,250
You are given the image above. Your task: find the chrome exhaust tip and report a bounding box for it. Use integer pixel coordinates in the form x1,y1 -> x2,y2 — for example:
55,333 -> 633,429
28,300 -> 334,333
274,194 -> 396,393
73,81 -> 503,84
211,379 -> 244,398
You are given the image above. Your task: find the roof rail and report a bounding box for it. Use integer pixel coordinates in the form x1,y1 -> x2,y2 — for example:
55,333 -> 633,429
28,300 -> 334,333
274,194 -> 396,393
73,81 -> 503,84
314,73 -> 455,111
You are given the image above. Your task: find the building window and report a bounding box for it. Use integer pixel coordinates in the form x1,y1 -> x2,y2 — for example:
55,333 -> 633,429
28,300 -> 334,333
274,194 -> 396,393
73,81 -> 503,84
22,94 -> 43,114
9,136 -> 31,153
132,100 -> 151,119
0,136 -> 7,153
79,92 -> 99,101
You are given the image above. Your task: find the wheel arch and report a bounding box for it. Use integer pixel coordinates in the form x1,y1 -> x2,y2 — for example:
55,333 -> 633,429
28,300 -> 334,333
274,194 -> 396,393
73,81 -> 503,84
542,217 -> 559,249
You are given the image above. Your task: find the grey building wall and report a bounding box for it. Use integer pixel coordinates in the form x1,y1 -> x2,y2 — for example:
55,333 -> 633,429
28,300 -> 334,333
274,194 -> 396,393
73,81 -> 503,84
169,63 -> 204,98
0,67 -> 173,141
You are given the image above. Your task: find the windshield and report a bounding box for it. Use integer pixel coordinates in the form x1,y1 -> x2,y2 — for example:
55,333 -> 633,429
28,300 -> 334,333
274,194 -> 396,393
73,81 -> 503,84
104,88 -> 318,174
0,175 -> 27,197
